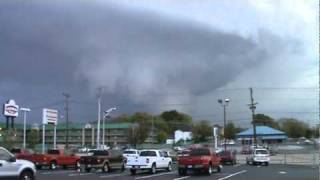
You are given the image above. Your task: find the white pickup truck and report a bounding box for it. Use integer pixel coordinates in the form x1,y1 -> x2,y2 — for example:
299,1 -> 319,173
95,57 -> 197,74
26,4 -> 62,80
0,147 -> 36,180
126,149 -> 172,175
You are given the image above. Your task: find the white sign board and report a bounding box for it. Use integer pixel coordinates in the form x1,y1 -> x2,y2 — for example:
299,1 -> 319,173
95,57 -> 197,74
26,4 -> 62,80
3,99 -> 19,117
42,108 -> 58,125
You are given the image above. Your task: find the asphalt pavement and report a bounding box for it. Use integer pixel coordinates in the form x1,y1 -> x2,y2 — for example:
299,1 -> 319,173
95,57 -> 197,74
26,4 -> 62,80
37,164 -> 319,180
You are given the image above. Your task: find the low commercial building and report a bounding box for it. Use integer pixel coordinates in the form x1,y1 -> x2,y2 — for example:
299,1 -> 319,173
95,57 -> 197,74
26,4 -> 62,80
0,122 -> 132,148
236,126 -> 287,145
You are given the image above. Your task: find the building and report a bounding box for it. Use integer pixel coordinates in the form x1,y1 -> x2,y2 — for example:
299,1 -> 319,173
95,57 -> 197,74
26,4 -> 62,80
0,122 -> 132,148
236,126 -> 287,145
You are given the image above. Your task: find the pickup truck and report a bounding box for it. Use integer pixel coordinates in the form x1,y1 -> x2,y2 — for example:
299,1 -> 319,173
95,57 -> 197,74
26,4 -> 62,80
79,149 -> 125,173
126,149 -> 172,175
0,147 -> 37,180
178,147 -> 222,175
23,149 -> 80,170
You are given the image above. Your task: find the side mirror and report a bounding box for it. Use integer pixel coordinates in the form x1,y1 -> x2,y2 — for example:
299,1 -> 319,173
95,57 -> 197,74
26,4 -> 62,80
8,156 -> 16,162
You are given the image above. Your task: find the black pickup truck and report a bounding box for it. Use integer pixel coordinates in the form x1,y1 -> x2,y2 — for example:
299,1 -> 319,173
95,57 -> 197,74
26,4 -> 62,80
79,149 -> 125,173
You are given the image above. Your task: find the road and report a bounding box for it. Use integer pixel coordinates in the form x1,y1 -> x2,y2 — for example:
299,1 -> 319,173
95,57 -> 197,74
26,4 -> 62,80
37,164 -> 318,180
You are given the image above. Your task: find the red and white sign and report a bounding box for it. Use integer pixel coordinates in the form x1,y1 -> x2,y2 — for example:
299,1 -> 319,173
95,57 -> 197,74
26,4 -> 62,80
42,108 -> 58,125
3,99 -> 19,117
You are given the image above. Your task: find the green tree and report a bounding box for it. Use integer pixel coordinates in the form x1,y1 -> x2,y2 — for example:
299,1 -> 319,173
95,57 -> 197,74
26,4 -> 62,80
156,131 -> 168,143
1,130 -> 19,149
27,129 -> 39,149
224,122 -> 236,139
192,120 -> 212,143
254,114 -> 279,129
279,118 -> 310,138
128,112 -> 153,144
160,110 -> 192,133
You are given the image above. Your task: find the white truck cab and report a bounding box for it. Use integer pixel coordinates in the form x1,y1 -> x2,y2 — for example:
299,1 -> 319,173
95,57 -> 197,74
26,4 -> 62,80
0,147 -> 36,180
126,149 -> 172,175
246,148 -> 270,166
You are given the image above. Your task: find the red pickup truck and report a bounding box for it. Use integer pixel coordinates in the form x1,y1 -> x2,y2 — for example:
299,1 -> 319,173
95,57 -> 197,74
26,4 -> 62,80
178,147 -> 222,175
19,149 -> 80,170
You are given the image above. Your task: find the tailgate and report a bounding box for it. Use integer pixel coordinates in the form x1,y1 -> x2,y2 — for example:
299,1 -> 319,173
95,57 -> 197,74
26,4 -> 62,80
80,156 -> 98,164
126,157 -> 148,166
178,156 -> 203,165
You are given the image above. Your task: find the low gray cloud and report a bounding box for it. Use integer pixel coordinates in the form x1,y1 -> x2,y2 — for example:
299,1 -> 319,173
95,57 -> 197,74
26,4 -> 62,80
0,1 -> 290,124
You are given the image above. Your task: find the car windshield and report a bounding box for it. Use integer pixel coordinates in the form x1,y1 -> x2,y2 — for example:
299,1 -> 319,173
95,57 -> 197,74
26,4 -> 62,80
89,150 -> 109,156
190,149 -> 210,156
47,150 -> 60,154
255,150 -> 269,155
124,151 -> 136,154
140,151 -> 157,157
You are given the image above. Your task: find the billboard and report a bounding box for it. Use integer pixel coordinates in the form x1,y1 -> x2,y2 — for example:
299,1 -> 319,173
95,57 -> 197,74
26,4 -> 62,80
42,108 -> 58,125
3,99 -> 19,117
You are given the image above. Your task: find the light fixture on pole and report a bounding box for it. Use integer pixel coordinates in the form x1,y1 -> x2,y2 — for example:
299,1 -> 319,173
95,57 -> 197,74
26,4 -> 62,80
218,98 -> 230,152
103,107 -> 117,147
20,107 -> 31,149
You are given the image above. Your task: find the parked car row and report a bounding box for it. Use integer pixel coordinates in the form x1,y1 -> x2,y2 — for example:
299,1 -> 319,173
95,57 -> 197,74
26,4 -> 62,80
1,145 -> 271,179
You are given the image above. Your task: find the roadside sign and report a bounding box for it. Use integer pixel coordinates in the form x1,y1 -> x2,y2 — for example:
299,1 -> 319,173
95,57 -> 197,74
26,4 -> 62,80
3,99 -> 19,117
42,108 -> 58,125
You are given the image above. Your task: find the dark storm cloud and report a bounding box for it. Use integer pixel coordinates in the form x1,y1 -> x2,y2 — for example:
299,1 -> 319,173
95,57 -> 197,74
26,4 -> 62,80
0,0 -> 273,123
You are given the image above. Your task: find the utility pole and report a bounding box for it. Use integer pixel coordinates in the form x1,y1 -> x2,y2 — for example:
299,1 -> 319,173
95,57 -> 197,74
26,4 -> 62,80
96,87 -> 103,149
62,93 -> 70,149
248,88 -> 258,147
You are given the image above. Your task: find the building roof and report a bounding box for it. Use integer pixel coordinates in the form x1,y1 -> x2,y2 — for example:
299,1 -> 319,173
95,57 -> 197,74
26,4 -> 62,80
236,126 -> 287,137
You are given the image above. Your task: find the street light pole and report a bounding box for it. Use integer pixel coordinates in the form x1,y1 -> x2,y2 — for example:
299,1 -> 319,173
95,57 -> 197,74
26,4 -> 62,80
103,107 -> 117,148
218,98 -> 230,152
96,88 -> 102,149
20,108 -> 31,149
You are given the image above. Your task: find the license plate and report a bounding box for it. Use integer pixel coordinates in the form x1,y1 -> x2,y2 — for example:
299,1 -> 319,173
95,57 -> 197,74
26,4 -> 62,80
187,165 -> 192,168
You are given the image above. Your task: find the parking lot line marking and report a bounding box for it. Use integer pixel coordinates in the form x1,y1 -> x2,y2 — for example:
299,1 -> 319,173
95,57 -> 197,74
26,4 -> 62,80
233,164 -> 242,167
68,172 -> 94,176
217,170 -> 247,180
279,171 -> 287,174
173,176 -> 190,180
41,170 -> 75,175
100,173 -> 128,178
135,171 -> 176,180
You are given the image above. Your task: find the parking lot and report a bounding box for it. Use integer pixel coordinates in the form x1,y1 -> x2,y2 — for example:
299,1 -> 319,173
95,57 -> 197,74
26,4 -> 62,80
37,164 -> 318,180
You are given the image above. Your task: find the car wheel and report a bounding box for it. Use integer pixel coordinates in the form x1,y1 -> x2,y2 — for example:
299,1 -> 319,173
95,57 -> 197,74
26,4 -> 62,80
130,169 -> 136,175
246,161 -> 250,165
206,164 -> 212,175
120,163 -> 125,172
102,162 -> 110,173
36,165 -> 42,170
75,161 -> 80,169
265,162 -> 269,166
20,170 -> 34,180
167,162 -> 172,171
178,168 -> 186,176
150,163 -> 156,174
85,167 -> 91,173
216,165 -> 221,173
49,161 -> 57,170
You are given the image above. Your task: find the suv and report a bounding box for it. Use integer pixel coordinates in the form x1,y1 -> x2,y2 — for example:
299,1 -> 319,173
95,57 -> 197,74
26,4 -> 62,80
0,147 -> 36,180
79,149 -> 125,173
246,148 -> 270,166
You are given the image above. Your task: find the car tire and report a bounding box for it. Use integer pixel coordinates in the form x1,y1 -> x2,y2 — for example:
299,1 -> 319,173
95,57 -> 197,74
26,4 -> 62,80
167,162 -> 172,171
216,165 -> 221,173
75,161 -> 80,169
102,162 -> 110,173
85,167 -> 91,173
36,165 -> 42,170
20,170 -> 34,180
49,161 -> 57,170
150,163 -> 156,174
178,168 -> 186,176
265,162 -> 269,166
130,169 -> 136,175
206,164 -> 212,175
120,163 -> 125,172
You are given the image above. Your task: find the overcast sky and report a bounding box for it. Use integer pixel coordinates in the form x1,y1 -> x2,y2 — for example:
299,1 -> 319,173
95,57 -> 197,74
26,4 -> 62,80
0,0 -> 318,127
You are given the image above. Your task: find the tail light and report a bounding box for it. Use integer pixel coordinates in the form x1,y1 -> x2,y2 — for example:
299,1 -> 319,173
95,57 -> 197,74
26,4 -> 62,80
146,158 -> 149,164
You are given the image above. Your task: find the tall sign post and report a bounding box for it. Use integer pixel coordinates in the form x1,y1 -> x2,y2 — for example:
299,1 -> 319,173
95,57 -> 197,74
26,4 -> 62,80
3,99 -> 19,130
20,108 -> 31,149
42,108 -> 58,153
